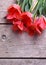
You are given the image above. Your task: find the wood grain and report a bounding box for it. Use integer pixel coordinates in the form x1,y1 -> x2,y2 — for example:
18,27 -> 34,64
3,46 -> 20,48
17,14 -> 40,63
0,25 -> 46,57
0,0 -> 15,23
0,59 -> 46,65
0,0 -> 46,58
0,0 -> 15,11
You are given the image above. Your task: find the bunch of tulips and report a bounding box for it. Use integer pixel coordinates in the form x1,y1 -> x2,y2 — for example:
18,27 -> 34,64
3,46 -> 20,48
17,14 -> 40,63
6,4 -> 46,36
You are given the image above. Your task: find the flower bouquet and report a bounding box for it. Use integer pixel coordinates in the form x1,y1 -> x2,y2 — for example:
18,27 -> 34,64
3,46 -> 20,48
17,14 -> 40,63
5,0 -> 46,36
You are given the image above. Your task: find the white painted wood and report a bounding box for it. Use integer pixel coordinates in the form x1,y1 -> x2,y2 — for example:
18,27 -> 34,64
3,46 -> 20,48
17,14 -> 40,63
0,0 -> 15,11
0,0 -> 46,57
0,59 -> 46,65
0,0 -> 15,23
0,25 -> 46,57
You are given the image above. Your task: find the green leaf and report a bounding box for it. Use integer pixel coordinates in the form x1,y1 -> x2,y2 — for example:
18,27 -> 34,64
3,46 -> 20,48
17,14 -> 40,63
39,6 -> 43,15
21,0 -> 28,11
33,0 -> 46,16
25,3 -> 30,11
33,0 -> 43,17
29,0 -> 32,6
16,0 -> 20,5
42,3 -> 46,16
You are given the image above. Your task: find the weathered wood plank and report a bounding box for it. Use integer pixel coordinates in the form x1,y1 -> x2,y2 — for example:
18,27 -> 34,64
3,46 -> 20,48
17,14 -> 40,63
0,0 -> 15,11
0,0 -> 15,23
0,59 -> 46,65
0,25 -> 46,57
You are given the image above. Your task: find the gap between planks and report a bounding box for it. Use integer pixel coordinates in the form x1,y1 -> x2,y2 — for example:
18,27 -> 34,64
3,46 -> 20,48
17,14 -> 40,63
0,57 -> 46,59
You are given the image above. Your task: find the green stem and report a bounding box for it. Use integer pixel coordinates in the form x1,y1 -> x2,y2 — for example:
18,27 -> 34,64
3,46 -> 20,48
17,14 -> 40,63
29,7 -> 31,12
17,0 -> 20,5
22,0 -> 26,11
33,0 -> 41,18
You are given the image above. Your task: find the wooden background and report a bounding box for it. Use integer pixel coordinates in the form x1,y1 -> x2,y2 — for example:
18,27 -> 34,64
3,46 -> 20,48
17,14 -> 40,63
0,0 -> 46,64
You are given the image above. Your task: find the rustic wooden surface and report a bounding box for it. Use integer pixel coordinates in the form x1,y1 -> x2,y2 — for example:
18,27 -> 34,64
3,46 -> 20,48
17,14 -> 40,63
0,25 -> 46,57
0,0 -> 46,57
0,0 -> 15,23
0,59 -> 46,65
0,0 -> 46,65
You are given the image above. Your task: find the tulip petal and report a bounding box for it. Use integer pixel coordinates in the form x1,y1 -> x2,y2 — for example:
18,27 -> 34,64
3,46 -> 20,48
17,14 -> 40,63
21,12 -> 33,27
6,4 -> 22,22
12,21 -> 24,31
